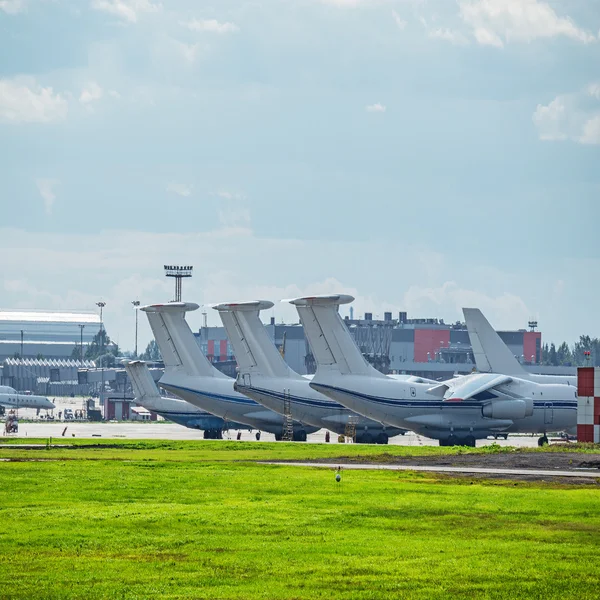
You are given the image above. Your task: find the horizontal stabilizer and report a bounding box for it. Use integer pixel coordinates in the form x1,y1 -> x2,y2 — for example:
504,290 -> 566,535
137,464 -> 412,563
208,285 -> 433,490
141,302 -> 200,314
211,300 -> 274,312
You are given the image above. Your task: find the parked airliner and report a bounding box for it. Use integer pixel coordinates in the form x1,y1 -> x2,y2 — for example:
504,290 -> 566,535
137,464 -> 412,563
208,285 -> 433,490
212,300 -> 406,444
289,295 -> 577,446
124,361 -> 249,439
140,302 -> 319,441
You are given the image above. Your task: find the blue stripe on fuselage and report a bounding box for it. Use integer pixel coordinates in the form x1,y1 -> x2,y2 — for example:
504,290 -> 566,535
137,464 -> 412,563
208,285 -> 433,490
311,383 -> 577,410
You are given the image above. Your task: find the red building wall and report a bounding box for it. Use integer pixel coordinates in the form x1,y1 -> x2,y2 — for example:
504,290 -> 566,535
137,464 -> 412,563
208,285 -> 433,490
414,329 -> 450,363
523,331 -> 542,364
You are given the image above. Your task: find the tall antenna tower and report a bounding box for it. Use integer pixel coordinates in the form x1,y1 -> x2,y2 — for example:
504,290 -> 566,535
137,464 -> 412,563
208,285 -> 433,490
164,265 -> 193,302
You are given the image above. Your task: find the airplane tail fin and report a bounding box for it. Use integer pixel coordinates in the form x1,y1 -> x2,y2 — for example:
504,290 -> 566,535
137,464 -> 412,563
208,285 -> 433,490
463,308 -> 528,376
287,294 -> 386,378
125,360 -> 161,402
212,301 -> 301,379
141,302 -> 224,378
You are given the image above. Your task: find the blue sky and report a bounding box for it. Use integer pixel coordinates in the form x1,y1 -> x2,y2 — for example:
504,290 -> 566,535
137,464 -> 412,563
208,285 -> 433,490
0,0 -> 598,351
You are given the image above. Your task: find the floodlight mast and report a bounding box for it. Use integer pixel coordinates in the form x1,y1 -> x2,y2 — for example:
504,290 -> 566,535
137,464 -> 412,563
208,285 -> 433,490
164,265 -> 193,302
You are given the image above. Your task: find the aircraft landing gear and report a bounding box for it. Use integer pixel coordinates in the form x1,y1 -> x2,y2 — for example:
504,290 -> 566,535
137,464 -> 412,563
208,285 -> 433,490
376,432 -> 389,445
292,430 -> 307,442
538,435 -> 549,447
255,431 -> 261,441
203,429 -> 223,440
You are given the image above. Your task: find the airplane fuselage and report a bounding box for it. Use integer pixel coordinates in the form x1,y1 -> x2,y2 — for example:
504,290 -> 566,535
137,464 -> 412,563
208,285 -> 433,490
158,371 -> 319,439
310,374 -> 577,444
0,388 -> 55,411
234,373 -> 405,442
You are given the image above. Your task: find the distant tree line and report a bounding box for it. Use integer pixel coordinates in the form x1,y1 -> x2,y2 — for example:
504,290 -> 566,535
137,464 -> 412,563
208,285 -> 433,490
541,335 -> 600,367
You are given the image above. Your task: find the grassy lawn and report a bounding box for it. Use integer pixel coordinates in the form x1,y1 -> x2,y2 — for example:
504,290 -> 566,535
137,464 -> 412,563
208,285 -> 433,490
0,441 -> 598,599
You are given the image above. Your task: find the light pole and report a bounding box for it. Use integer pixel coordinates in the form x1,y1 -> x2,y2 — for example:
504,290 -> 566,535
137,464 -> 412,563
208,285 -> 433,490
96,302 -> 106,406
132,300 -> 140,357
78,324 -> 85,366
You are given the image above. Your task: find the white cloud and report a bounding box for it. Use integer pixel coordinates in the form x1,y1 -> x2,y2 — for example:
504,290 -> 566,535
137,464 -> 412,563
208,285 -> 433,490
588,83 -> 600,101
429,28 -> 469,46
533,85 -> 600,145
0,227 -> 595,350
108,90 -> 121,99
579,116 -> 600,145
36,179 -> 60,215
183,18 -> 239,34
0,0 -> 25,14
366,103 -> 386,113
392,10 -> 406,30
532,97 -> 569,141
403,281 -> 531,330
166,183 -> 192,197
459,0 -> 596,47
319,0 -> 364,6
174,41 -> 200,63
91,0 -> 160,24
79,81 -> 103,106
0,77 -> 68,124
218,207 -> 251,230
216,190 -> 246,201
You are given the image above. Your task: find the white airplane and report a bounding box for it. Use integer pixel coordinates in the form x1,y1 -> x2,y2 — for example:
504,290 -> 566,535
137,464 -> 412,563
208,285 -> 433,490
463,308 -> 577,385
212,300 -> 406,444
124,360 -> 249,439
140,302 -> 319,441
288,294 -> 577,447
0,385 -> 55,413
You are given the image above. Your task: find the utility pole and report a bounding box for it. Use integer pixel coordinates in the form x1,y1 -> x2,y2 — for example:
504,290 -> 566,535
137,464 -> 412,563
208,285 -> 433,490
96,301 -> 106,406
78,324 -> 85,366
132,300 -> 140,357
20,329 -> 24,359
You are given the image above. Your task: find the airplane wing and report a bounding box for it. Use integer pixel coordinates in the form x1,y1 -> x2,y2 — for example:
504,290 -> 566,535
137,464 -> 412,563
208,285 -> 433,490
428,373 -> 514,401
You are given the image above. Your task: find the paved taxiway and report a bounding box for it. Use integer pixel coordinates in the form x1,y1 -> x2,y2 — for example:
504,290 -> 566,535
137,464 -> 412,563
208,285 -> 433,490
3,421 -> 547,447
260,461 -> 600,479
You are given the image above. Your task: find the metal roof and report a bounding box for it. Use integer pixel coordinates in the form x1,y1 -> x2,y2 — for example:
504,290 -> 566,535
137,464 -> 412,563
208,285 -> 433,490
0,309 -> 100,324
3,358 -> 95,368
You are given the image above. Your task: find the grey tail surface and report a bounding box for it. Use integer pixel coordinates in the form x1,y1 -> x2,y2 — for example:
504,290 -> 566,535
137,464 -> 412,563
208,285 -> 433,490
463,308 -> 528,376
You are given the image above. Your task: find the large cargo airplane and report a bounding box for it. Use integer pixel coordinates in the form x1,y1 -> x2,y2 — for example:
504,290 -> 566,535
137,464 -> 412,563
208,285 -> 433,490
463,308 -> 577,385
212,300 -> 406,444
140,302 -> 319,441
124,360 -> 249,439
289,295 -> 577,447
0,385 -> 55,414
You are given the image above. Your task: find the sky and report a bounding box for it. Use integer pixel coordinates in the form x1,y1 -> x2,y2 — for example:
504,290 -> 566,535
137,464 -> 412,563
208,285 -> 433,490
0,0 -> 598,352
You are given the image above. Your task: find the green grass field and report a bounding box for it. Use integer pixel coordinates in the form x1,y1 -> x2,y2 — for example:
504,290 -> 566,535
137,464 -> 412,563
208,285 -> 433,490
0,441 -> 599,599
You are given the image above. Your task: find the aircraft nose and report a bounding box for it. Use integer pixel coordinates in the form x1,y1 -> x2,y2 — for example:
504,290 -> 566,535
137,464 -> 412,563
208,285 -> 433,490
46,398 -> 56,409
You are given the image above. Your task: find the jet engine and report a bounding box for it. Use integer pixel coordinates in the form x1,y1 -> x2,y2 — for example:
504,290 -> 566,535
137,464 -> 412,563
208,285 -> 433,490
482,398 -> 533,420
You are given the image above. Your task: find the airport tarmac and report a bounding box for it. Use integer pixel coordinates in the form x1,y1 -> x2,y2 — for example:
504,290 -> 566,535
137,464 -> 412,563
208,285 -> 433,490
1,420 -> 548,447
2,396 -> 551,447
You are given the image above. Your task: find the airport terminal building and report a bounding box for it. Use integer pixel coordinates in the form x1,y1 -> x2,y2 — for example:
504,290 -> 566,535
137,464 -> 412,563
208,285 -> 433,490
0,309 -> 102,362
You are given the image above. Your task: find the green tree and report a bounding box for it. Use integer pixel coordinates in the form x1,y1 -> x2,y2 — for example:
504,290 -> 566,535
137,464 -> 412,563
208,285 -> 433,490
556,342 -> 572,366
85,329 -> 119,365
573,335 -> 600,366
548,343 -> 557,366
140,339 -> 161,361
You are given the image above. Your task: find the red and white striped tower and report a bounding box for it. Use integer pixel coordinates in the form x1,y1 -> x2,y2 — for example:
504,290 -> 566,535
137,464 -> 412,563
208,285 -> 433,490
577,365 -> 600,443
